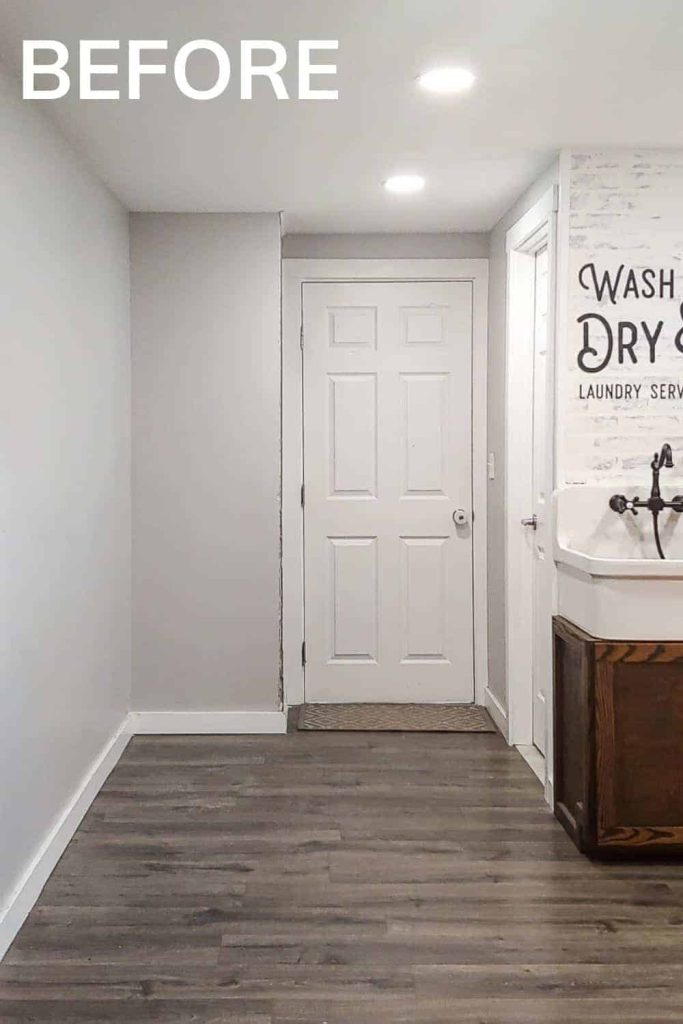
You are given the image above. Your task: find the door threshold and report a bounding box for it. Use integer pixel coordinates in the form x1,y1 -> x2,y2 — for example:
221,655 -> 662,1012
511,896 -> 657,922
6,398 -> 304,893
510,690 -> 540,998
516,744 -> 545,784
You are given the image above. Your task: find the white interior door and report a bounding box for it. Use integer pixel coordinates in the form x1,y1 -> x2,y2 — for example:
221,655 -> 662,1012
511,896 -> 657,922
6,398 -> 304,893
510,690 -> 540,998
531,245 -> 551,755
302,280 -> 474,704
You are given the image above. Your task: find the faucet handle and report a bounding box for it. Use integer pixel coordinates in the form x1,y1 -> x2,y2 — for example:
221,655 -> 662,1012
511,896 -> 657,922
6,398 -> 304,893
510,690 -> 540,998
609,494 -> 629,515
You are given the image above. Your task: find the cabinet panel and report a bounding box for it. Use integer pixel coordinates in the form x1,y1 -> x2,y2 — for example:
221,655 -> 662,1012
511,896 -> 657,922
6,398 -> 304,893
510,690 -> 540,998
596,655 -> 683,850
554,617 -> 683,857
553,618 -> 595,852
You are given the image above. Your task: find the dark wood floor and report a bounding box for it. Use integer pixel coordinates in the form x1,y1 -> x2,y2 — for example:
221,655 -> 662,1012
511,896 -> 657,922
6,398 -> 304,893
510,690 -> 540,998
1,727 -> 683,1022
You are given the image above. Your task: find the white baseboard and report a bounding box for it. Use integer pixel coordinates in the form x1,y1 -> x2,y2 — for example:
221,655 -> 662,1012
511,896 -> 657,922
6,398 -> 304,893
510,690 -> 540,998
0,707 -> 287,962
484,686 -> 509,740
0,715 -> 133,961
129,710 -> 287,734
516,743 -> 546,785
545,775 -> 554,810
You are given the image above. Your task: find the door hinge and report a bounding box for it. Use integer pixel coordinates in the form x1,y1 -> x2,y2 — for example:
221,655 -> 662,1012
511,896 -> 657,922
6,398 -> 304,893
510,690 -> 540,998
300,483 -> 305,508
300,323 -> 304,350
301,641 -> 307,666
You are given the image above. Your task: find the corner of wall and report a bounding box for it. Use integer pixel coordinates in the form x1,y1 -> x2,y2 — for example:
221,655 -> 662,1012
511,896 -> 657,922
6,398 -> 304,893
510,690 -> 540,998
485,157 -> 562,728
0,715 -> 133,961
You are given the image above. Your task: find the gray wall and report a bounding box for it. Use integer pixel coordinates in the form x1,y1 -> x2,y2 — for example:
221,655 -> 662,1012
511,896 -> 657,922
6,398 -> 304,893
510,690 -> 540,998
486,161 -> 559,714
131,213 -> 282,712
282,232 -> 488,259
0,66 -> 131,914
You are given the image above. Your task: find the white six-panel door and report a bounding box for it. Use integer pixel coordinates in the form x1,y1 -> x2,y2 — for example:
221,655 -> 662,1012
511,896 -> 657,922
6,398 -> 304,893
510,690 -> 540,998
302,280 -> 474,703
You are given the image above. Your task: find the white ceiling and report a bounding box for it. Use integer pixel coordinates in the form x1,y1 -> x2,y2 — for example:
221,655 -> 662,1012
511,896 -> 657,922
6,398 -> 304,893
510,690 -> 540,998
1,0 -> 682,233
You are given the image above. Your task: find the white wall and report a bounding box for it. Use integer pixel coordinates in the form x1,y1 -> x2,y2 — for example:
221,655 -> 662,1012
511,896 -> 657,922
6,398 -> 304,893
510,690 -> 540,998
131,214 -> 282,712
561,150 -> 683,485
282,232 -> 488,259
0,65 -> 131,921
486,161 -> 559,719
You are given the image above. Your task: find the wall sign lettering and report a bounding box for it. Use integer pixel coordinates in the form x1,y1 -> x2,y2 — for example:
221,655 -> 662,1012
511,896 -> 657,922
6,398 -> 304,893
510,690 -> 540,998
576,262 -> 683,399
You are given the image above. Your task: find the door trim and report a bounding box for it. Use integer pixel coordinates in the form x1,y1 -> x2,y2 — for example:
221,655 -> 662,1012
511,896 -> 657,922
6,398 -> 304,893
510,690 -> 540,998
504,188 -> 558,793
282,258 -> 489,708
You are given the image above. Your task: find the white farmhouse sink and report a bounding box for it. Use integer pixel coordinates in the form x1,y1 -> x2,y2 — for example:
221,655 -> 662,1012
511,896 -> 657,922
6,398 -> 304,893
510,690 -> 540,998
554,485 -> 683,640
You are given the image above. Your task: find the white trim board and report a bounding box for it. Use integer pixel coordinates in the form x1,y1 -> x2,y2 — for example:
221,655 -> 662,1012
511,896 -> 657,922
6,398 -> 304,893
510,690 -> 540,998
505,186 -> 557,253
0,708 -> 287,961
516,744 -> 546,785
0,716 -> 133,961
130,711 -> 287,734
503,185 -> 558,799
282,258 -> 489,708
484,686 -> 508,737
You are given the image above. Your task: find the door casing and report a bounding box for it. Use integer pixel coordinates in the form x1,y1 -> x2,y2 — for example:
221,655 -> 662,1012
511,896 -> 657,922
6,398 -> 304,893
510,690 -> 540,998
282,258 -> 489,709
504,187 -> 558,798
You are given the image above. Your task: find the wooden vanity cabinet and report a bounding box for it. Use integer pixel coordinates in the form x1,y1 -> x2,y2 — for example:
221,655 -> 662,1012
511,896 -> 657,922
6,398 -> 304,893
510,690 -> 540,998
553,615 -> 683,856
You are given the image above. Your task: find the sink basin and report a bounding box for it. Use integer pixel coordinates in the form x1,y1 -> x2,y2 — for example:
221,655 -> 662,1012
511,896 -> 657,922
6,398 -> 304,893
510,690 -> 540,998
554,485 -> 683,640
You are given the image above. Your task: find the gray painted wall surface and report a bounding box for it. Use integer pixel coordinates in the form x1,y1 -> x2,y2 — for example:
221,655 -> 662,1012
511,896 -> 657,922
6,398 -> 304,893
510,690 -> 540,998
486,161 -> 559,713
131,213 -> 282,712
0,66 -> 131,911
282,232 -> 488,259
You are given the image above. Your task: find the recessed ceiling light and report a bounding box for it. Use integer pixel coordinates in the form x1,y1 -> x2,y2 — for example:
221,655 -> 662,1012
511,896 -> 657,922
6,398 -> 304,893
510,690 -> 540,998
417,66 -> 475,95
383,174 -> 426,195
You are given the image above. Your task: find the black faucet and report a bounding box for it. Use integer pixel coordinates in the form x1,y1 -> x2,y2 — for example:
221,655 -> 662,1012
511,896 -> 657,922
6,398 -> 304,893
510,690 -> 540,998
609,443 -> 683,559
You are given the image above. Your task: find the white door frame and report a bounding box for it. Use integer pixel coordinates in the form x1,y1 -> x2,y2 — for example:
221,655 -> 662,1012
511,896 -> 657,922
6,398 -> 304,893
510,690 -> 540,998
504,188 -> 558,790
282,258 -> 489,708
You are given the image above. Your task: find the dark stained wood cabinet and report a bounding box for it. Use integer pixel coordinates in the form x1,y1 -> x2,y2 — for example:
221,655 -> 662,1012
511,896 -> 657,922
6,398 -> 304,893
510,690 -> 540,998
554,616 -> 683,856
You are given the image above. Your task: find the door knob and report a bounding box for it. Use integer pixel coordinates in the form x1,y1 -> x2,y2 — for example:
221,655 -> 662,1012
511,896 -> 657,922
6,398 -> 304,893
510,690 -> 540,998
452,509 -> 469,526
521,515 -> 538,529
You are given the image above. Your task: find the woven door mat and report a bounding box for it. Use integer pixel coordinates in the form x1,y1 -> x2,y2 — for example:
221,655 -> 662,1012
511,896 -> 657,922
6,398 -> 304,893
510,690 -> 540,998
297,703 -> 495,732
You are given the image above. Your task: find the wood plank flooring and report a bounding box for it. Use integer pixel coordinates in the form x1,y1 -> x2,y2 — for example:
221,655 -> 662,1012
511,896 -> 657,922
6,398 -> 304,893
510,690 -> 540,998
1,727 -> 683,1021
